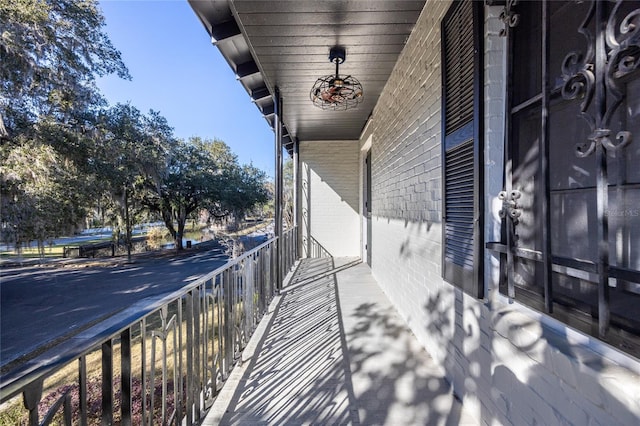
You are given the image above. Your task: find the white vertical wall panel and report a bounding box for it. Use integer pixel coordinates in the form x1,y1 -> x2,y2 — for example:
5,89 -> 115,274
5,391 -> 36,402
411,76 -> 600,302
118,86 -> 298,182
300,140 -> 360,257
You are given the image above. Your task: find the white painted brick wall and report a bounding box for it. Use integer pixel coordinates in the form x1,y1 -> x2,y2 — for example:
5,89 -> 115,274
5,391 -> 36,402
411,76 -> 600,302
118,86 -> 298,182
300,140 -> 360,257
360,1 -> 640,425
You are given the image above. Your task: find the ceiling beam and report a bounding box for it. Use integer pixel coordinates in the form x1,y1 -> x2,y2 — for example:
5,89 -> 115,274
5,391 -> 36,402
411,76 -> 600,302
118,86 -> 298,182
210,19 -> 241,43
236,60 -> 260,78
251,86 -> 271,102
259,103 -> 274,116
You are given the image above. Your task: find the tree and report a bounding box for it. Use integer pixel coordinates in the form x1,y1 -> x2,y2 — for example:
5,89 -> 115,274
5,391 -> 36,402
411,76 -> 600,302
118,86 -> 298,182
0,135 -> 87,255
145,138 -> 219,250
223,163 -> 269,222
194,138 -> 269,224
0,0 -> 130,251
96,104 -> 170,260
145,137 -> 270,250
0,0 -> 129,140
282,158 -> 294,228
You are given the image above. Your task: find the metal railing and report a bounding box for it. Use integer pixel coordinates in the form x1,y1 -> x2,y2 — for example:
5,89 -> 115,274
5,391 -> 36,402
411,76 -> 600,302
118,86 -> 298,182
305,236 -> 332,259
281,225 -> 299,274
0,226 -> 299,425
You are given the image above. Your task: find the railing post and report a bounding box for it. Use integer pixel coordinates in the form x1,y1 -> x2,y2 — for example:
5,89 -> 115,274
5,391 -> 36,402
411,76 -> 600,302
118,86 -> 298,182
258,251 -> 264,315
79,356 -> 88,426
216,275 -> 223,386
193,287 -> 202,422
23,379 -> 43,426
244,257 -> 254,338
139,319 -> 148,426
271,242 -> 277,296
176,302 -> 184,422
293,139 -> 302,257
204,277 -> 215,406
101,340 -> 113,426
120,329 -> 132,426
185,292 -> 194,426
223,268 -> 233,378
275,86 -> 283,291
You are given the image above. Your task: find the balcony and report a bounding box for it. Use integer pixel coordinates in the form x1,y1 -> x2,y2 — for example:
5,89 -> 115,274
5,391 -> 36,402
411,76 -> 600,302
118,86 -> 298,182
0,230 -> 294,425
0,229 -> 475,425
204,256 -> 476,425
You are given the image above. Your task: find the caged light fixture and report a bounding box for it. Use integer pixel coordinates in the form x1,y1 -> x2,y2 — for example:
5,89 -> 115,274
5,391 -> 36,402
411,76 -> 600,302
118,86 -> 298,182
310,46 -> 363,110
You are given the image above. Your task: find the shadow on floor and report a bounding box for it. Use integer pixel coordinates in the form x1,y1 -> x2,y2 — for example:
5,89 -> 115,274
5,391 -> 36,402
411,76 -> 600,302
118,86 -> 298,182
211,257 -> 477,425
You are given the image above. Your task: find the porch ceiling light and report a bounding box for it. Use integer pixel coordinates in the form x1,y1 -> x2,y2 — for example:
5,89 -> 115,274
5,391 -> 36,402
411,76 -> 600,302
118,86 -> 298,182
310,46 -> 363,111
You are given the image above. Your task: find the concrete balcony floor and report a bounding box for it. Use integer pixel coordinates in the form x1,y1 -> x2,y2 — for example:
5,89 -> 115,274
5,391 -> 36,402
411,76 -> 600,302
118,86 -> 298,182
205,257 -> 478,425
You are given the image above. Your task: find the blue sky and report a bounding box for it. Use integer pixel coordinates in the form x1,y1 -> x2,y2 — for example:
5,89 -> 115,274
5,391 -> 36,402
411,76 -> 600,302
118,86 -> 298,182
96,0 -> 275,177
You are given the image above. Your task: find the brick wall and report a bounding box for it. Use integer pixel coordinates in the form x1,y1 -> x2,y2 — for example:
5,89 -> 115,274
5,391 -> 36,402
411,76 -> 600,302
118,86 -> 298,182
362,1 -> 640,425
300,140 -> 360,257
365,0 -> 450,358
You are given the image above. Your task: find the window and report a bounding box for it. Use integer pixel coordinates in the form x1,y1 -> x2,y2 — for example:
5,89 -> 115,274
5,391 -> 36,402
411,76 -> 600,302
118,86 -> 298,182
441,0 -> 484,297
501,0 -> 640,356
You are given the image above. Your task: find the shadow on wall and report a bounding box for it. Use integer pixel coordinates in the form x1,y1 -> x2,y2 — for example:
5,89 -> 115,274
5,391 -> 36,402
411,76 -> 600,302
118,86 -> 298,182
302,144 -> 359,213
301,151 -> 360,258
424,286 -> 639,425
395,218 -> 439,260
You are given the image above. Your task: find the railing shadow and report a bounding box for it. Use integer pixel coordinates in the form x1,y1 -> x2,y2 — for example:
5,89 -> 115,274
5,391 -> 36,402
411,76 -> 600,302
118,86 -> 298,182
219,257 -> 361,424
218,258 -> 469,425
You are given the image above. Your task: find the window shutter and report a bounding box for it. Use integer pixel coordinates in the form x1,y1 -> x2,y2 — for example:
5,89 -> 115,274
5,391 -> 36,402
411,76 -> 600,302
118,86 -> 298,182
441,0 -> 483,297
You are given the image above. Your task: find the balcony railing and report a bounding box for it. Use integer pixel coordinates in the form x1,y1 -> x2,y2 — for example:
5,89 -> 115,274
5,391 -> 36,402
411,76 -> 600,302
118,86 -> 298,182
0,226 -> 299,425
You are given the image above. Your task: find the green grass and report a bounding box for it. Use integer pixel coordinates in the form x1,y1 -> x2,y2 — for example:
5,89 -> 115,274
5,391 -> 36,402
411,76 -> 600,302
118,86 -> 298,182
0,238 -> 109,258
0,403 -> 23,425
0,220 -> 269,259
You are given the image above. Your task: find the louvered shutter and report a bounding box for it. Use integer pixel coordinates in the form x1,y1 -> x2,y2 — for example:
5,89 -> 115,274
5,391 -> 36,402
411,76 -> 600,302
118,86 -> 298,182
441,0 -> 483,297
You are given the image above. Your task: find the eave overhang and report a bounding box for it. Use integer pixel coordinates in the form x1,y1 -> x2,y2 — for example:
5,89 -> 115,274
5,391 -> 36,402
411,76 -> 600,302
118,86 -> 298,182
189,0 -> 427,153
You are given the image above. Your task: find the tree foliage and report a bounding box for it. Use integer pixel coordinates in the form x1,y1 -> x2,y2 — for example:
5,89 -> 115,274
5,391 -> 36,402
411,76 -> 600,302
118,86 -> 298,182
0,1 -> 272,254
93,104 -> 172,257
223,163 -> 269,219
193,138 -> 269,222
144,137 -> 269,250
0,135 -> 87,253
0,0 -> 129,252
0,0 -> 130,139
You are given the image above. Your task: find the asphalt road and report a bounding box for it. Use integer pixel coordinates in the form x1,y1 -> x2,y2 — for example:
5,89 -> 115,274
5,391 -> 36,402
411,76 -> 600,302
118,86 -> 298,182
0,235 -> 266,370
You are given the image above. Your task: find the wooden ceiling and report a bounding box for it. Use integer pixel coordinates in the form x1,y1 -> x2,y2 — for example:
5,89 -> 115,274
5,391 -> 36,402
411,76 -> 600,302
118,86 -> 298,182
189,0 -> 427,149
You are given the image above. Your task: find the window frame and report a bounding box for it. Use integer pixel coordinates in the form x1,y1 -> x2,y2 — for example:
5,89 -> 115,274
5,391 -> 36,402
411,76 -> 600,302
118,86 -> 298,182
493,0 -> 640,357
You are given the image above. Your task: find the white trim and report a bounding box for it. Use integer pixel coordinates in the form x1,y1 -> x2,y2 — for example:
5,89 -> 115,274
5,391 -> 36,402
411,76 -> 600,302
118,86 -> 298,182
359,117 -> 374,143
360,133 -> 372,153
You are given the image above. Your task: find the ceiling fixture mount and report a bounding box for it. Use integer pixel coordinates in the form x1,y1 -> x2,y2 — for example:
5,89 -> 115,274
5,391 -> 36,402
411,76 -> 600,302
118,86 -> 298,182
310,46 -> 363,110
